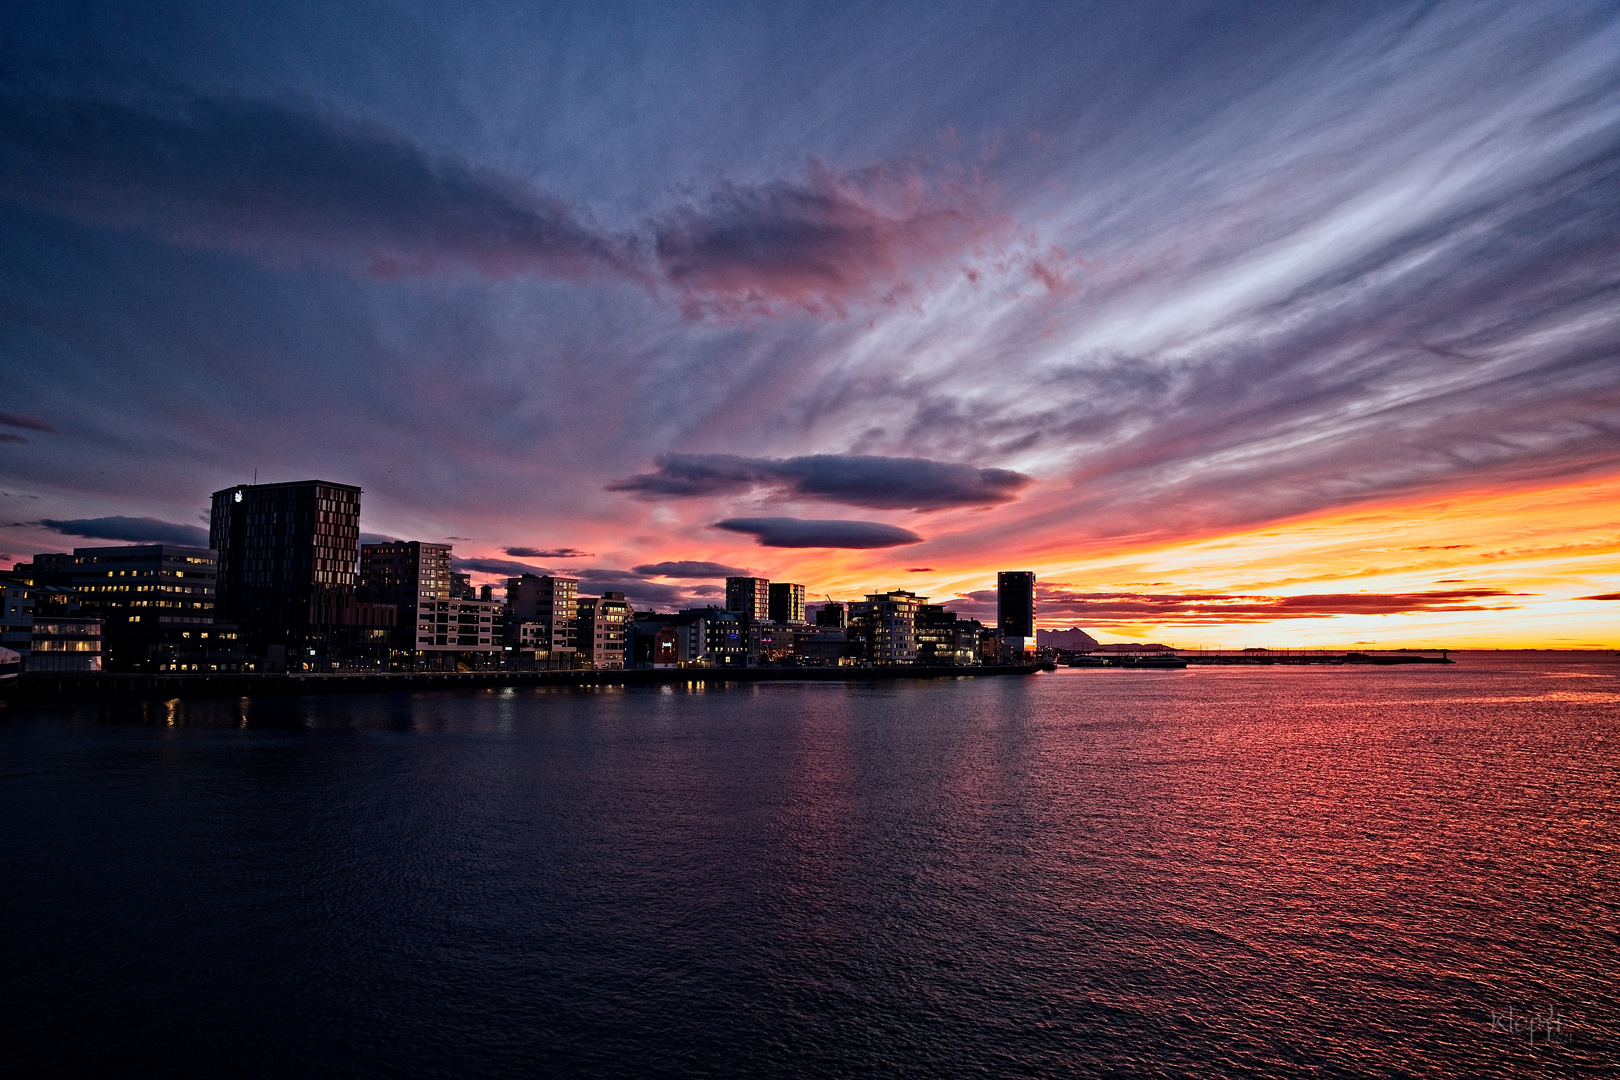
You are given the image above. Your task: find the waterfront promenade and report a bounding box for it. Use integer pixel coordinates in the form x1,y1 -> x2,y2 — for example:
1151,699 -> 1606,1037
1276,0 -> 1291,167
12,663 -> 1043,702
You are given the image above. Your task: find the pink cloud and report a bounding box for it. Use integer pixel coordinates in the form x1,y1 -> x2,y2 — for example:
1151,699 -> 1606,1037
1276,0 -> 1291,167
652,160 -> 1004,318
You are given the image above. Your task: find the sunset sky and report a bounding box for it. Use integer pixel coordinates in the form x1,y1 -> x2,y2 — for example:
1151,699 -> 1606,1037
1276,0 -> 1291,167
2,1 -> 1616,646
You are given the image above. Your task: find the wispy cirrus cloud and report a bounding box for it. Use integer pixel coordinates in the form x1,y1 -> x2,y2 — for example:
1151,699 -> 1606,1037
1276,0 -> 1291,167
609,453 -> 1030,510
714,517 -> 923,548
504,546 -> 592,558
952,587 -> 1529,625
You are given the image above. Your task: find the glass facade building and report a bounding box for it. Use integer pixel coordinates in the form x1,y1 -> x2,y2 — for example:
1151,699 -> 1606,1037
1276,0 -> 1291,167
209,480 -> 365,663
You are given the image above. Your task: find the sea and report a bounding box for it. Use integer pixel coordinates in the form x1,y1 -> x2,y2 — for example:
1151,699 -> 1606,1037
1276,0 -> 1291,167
2,652 -> 1616,1078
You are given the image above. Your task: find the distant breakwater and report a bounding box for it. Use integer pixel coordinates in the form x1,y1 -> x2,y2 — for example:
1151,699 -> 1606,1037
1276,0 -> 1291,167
10,664 -> 1044,703
1179,652 -> 1454,666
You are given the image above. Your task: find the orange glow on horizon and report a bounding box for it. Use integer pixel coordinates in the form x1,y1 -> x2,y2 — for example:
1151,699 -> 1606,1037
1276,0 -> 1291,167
453,472 -> 1618,650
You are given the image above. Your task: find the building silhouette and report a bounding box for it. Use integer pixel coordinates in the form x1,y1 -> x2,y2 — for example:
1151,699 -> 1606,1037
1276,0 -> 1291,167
997,571 -> 1037,658
768,582 -> 806,624
209,480 -> 389,668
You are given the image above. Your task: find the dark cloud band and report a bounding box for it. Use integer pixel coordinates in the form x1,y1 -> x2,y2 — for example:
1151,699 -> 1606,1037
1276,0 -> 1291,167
632,561 -> 750,578
0,412 -> 57,433
40,516 -> 208,546
610,453 -> 1030,510
0,91 -> 639,283
713,517 -> 923,548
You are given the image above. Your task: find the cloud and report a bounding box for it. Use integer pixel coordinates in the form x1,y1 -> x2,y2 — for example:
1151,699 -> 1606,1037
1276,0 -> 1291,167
0,90 -> 639,283
452,556 -> 552,577
0,92 -> 1000,323
609,453 -> 1031,510
0,412 -> 56,433
952,586 -> 1529,626
653,159 -> 998,317
359,533 -> 398,546
40,516 -> 209,546
632,560 -> 750,578
1578,593 -> 1620,601
0,434 -> 24,444
504,546 -> 592,558
905,567 -> 934,572
713,517 -> 923,548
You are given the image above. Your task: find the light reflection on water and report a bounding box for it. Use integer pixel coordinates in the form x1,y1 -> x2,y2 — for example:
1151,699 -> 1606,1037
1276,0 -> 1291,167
1,652 -> 1616,1077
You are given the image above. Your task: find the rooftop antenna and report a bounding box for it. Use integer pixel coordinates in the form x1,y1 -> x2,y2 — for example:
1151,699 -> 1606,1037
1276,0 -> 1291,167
253,468 -> 258,485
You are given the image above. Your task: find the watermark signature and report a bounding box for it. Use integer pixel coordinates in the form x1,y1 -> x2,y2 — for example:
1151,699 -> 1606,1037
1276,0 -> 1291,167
1488,1005 -> 1572,1046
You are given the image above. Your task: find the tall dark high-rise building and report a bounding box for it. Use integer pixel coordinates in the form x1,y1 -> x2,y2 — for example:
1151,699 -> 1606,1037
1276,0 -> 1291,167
210,480 -> 365,661
997,571 -> 1037,647
726,576 -> 770,620
768,582 -> 806,624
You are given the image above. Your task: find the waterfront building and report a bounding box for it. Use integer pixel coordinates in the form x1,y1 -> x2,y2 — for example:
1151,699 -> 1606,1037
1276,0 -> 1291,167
576,592 -> 632,670
415,597 -> 501,666
209,480 -> 368,667
749,622 -> 797,665
629,609 -> 719,667
506,574 -> 578,667
0,571 -> 103,673
997,571 -> 1037,659
361,541 -> 451,659
794,628 -> 856,665
725,577 -> 770,621
450,572 -> 476,600
916,604 -> 983,666
768,582 -> 806,624
848,590 -> 923,664
815,601 -> 847,629
71,545 -> 244,672
703,608 -> 746,666
11,553 -> 73,585
628,619 -> 681,668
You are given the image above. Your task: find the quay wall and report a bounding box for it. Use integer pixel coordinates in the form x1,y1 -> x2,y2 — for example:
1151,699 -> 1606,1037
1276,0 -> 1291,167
12,664 -> 1042,702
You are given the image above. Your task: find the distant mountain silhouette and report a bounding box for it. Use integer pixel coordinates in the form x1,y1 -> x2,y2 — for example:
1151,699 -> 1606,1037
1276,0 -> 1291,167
1037,628 -> 1098,651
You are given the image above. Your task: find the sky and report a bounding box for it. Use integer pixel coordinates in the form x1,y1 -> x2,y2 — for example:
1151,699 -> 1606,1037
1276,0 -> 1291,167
1,0 -> 1616,646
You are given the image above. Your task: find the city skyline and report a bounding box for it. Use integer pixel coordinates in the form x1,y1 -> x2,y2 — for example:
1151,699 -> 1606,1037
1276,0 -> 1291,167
2,2 -> 1617,648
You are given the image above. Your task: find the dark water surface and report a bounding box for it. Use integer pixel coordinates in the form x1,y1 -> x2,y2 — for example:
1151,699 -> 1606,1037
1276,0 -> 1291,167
3,654 -> 1618,1077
